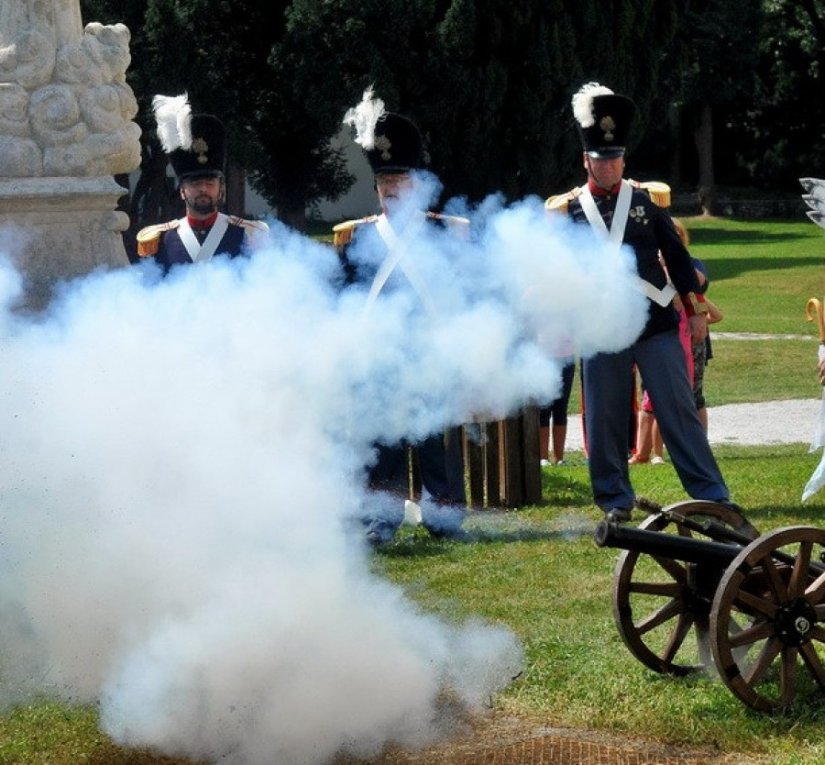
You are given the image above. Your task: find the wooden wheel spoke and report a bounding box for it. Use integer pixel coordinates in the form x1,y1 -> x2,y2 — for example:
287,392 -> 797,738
733,589 -> 778,620
806,571 -> 825,604
743,637 -> 782,685
636,597 -> 685,635
613,504 -> 759,677
651,555 -> 687,584
788,541 -> 813,598
780,646 -> 799,708
628,581 -> 682,597
759,555 -> 789,602
661,612 -> 695,664
799,641 -> 825,690
728,619 -> 775,649
711,528 -> 825,711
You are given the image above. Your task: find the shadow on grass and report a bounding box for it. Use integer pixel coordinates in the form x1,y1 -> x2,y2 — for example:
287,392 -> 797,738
539,470 -> 594,508
705,255 -> 819,283
738,502 -> 825,530
690,227 -> 811,247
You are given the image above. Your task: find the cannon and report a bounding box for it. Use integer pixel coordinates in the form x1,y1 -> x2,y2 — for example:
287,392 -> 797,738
594,499 -> 825,712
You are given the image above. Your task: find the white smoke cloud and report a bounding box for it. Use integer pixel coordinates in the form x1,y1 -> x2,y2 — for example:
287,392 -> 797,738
0,185 -> 646,764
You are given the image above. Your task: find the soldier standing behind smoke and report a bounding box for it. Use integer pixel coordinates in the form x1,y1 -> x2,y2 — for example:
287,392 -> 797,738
546,82 -> 732,523
136,94 -> 268,271
334,88 -> 467,547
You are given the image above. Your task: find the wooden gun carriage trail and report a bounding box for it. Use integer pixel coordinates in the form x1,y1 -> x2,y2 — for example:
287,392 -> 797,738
594,499 -> 825,713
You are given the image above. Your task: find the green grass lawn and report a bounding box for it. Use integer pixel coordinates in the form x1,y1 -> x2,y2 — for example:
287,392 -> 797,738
374,445 -> 825,765
5,217 -> 825,765
686,216 -> 825,336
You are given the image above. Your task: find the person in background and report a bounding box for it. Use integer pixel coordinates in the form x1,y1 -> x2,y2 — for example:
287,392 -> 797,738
136,94 -> 268,269
631,222 -> 724,464
689,249 -> 724,432
545,82 -> 732,523
539,359 -> 575,466
334,89 -> 467,546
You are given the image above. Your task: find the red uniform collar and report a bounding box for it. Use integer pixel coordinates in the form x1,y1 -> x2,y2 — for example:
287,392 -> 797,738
587,179 -> 622,197
187,211 -> 219,229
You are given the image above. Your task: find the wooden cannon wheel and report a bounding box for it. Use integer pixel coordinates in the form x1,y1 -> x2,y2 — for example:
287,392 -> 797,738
710,525 -> 825,711
613,500 -> 759,676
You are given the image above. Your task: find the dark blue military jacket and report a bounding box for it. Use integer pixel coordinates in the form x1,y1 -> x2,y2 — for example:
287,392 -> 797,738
547,182 -> 702,341
137,214 -> 268,272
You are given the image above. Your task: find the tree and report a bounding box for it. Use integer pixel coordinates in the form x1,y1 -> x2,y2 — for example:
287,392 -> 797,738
737,0 -> 825,188
81,0 -> 687,234
657,0 -> 764,209
81,0 -> 354,231
290,0 -> 682,203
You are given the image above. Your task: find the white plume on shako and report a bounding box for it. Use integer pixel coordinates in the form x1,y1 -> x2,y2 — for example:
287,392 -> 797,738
0,185 -> 646,764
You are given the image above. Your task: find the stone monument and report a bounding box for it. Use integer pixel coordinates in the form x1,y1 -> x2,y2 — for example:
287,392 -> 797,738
0,0 -> 141,309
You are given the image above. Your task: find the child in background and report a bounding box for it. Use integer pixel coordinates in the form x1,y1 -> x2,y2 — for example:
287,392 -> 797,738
630,220 -> 723,464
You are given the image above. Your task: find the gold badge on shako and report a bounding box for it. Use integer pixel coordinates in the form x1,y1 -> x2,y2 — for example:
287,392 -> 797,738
600,116 -> 616,142
193,137 -> 209,165
375,135 -> 392,160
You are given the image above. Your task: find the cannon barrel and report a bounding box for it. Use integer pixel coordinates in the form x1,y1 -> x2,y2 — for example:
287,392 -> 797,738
664,510 -> 756,546
594,521 -> 743,566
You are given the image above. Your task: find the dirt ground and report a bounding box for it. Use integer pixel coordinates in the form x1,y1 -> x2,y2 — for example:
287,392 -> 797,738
335,712 -> 765,765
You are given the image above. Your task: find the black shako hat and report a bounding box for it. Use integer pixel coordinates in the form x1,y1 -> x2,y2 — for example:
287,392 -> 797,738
572,82 -> 636,159
365,113 -> 428,174
168,113 -> 226,181
152,94 -> 226,183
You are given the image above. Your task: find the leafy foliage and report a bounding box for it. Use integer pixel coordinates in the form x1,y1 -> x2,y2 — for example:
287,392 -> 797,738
78,0 -> 825,230
740,0 -> 825,187
79,0 -> 683,231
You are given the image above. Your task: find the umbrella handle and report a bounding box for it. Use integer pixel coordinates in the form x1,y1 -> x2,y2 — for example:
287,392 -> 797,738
806,297 -> 825,342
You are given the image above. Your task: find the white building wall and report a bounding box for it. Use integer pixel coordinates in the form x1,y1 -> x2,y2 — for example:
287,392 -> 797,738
245,127 -> 377,224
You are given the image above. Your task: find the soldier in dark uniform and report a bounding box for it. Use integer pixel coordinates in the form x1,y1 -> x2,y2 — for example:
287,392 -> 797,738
546,82 -> 731,523
136,94 -> 268,269
335,89 -> 467,546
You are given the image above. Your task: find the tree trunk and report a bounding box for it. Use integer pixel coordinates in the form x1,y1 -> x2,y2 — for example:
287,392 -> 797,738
668,104 -> 682,186
694,101 -> 715,215
226,159 -> 246,217
279,204 -> 307,232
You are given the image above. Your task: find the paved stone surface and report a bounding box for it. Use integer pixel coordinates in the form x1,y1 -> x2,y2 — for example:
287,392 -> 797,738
564,397 -> 822,452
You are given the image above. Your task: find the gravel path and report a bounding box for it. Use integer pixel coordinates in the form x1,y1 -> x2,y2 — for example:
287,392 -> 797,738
564,397 -> 822,451
561,331 -> 824,452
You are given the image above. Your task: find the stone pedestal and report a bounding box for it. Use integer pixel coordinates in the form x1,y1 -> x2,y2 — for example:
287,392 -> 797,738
0,1 -> 141,310
0,177 -> 130,309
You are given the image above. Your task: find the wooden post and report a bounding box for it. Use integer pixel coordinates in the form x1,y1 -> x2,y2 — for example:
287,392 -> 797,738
464,424 -> 485,508
485,421 -> 501,506
461,412 -> 541,509
500,417 -> 523,507
521,406 -> 542,505
495,408 -> 542,508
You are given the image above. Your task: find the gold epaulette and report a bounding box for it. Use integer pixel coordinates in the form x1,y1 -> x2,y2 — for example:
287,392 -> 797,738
426,211 -> 470,226
427,211 -> 471,239
136,220 -> 179,258
628,179 -> 671,208
545,188 -> 582,215
228,216 -> 269,234
228,216 -> 269,245
332,216 -> 376,248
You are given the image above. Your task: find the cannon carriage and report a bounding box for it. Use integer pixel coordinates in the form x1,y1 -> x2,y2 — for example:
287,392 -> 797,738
594,500 -> 825,712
